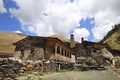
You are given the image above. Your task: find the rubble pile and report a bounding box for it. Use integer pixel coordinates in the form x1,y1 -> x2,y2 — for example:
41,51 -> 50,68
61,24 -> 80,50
0,59 -> 22,80
19,60 -> 43,73
0,59 -> 44,80
75,48 -> 115,71
92,48 -> 114,65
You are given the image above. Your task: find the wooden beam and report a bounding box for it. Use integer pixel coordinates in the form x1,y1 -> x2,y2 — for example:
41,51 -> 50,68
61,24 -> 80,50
55,43 -> 57,59
60,47 -> 62,60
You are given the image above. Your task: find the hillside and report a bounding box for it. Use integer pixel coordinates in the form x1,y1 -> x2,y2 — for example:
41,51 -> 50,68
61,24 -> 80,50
0,32 -> 71,54
101,24 -> 120,50
49,34 -> 70,43
0,32 -> 26,54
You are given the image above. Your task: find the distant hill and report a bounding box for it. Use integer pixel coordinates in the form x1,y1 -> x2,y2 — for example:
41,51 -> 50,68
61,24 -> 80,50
0,32 -> 70,54
49,34 -> 70,43
0,32 -> 78,54
101,24 -> 120,50
0,32 -> 26,54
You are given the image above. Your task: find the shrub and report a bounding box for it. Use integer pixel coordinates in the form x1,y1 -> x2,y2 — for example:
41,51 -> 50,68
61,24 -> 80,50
18,72 -> 29,77
59,69 -> 68,72
115,59 -> 120,68
38,71 -> 45,76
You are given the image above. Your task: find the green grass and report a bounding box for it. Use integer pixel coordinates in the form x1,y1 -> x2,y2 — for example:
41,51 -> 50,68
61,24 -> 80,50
42,70 -> 120,80
17,69 -> 120,80
19,72 -> 29,77
38,71 -> 45,76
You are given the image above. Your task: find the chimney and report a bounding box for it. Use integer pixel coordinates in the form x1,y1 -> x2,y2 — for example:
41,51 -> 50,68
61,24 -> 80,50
70,34 -> 75,48
81,37 -> 84,43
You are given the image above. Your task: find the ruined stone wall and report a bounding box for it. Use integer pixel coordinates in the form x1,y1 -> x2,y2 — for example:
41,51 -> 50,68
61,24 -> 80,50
75,43 -> 114,65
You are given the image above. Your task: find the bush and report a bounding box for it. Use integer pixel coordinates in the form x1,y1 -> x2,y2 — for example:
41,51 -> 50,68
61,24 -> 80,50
59,69 -> 68,72
38,71 -> 45,76
17,72 -> 29,77
115,59 -> 120,68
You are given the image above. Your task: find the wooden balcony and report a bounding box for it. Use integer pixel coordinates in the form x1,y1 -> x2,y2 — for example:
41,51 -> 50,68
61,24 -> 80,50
55,53 -> 71,62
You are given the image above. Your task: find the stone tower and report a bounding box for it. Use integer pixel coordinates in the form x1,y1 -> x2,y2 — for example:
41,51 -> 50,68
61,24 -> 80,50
81,37 -> 84,43
70,34 -> 75,48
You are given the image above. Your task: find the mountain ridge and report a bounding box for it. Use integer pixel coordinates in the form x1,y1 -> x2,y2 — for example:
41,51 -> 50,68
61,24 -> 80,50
101,24 -> 120,51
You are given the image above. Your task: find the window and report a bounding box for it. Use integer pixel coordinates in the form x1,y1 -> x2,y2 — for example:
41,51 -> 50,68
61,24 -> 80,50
67,51 -> 69,57
57,46 -> 60,54
20,47 -> 25,59
61,49 -> 64,55
65,50 -> 67,57
31,48 -> 34,56
70,53 -> 71,58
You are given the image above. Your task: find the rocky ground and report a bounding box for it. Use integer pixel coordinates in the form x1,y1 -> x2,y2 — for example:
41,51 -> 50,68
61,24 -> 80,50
17,68 -> 120,80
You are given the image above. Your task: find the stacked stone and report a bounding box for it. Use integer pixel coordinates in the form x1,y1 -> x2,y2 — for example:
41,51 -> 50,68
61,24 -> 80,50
0,59 -> 50,79
19,61 -> 43,73
0,59 -> 22,80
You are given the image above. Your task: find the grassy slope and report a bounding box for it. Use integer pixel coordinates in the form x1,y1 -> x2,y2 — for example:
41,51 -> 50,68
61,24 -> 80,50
49,34 -> 79,44
0,32 -> 26,53
102,24 -> 120,50
103,31 -> 120,50
0,32 -> 70,54
49,34 -> 70,43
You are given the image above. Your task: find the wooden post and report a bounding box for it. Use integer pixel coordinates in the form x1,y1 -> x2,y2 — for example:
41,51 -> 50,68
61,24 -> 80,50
63,50 -> 65,57
55,43 -> 57,71
60,47 -> 62,60
55,44 -> 57,60
65,50 -> 67,62
58,64 -> 61,71
63,50 -> 65,62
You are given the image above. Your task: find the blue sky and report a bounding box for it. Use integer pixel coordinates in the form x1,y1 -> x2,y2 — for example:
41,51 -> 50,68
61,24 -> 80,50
0,0 -> 20,31
0,0 -> 120,42
79,18 -> 95,41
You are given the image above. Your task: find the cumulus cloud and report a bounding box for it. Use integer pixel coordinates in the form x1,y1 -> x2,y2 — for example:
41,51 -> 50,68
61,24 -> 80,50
9,0 -> 81,37
9,0 -> 120,42
0,0 -> 7,13
72,28 -> 90,42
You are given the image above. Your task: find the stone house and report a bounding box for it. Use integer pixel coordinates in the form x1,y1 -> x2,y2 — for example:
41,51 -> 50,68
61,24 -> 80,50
13,36 -> 75,63
74,38 -> 115,66
75,38 -> 105,56
74,38 -> 108,64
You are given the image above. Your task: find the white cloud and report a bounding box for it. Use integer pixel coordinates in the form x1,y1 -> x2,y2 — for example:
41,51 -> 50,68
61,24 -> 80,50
9,0 -> 120,42
75,0 -> 120,41
14,30 -> 22,34
92,9 -> 119,41
0,0 -> 7,13
28,23 -> 55,36
72,28 -> 90,42
10,0 -> 82,38
10,0 -> 49,25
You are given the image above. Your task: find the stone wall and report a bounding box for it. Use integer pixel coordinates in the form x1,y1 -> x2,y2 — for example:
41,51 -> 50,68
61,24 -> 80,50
14,47 -> 44,61
0,59 -> 22,79
31,47 -> 44,60
76,47 -> 114,66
